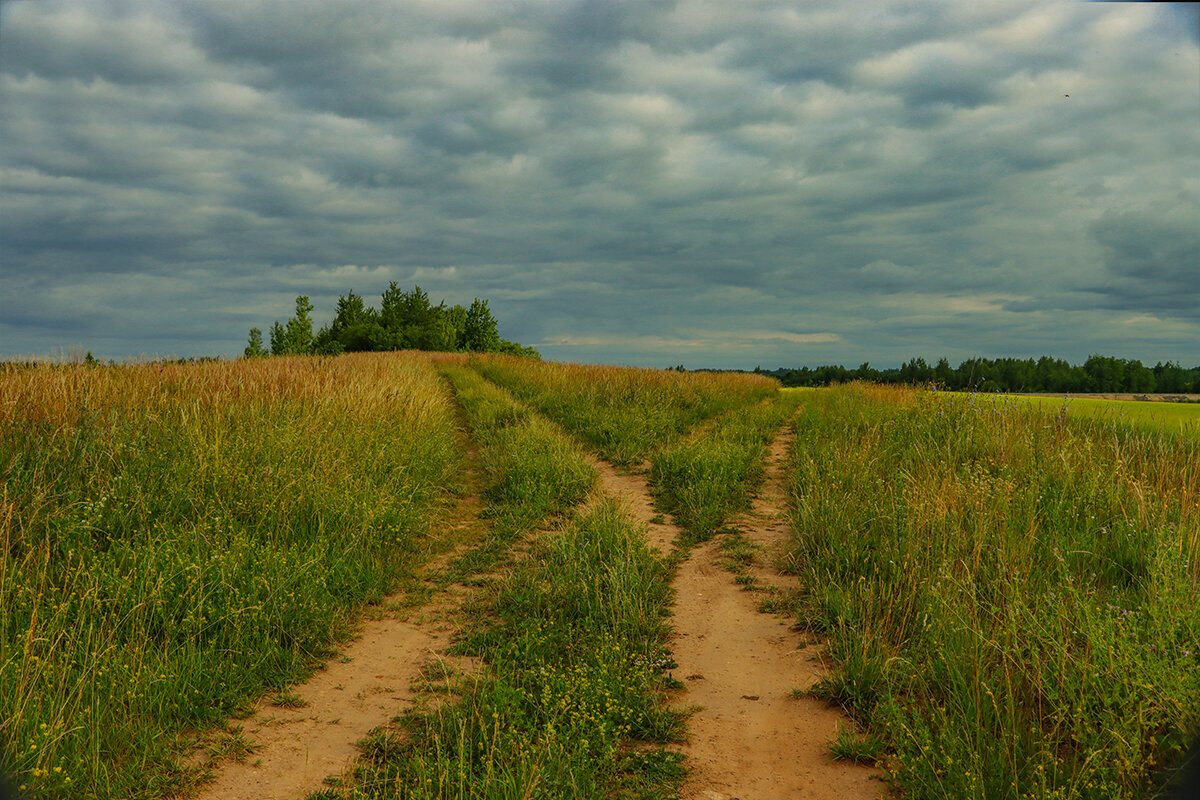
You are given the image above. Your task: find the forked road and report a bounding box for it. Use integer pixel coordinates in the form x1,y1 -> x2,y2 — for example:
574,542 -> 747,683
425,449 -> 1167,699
593,424 -> 881,800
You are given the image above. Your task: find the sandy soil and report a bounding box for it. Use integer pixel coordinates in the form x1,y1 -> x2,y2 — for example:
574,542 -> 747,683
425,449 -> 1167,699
672,542 -> 879,799
596,422 -> 882,800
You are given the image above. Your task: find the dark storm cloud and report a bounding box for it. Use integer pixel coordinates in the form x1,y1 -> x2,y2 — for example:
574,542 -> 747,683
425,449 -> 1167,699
1088,199 -> 1200,316
1,0 -> 1197,366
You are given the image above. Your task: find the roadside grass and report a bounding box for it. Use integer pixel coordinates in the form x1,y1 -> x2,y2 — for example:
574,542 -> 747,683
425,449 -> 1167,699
787,383 -> 1200,799
470,356 -> 778,465
331,368 -> 684,798
650,395 -> 801,542
0,353 -> 461,800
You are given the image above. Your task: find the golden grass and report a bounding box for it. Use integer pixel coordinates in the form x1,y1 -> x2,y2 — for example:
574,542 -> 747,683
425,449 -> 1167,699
471,356 -> 778,464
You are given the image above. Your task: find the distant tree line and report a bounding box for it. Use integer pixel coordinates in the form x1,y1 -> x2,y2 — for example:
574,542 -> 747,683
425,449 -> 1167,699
245,284 -> 538,358
760,356 -> 1200,394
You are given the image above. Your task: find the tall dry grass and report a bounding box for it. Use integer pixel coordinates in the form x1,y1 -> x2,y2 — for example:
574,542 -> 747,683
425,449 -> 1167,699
471,356 -> 778,464
1,353 -> 460,799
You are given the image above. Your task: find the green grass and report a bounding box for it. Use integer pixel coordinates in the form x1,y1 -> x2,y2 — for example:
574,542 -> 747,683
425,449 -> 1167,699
470,356 -> 778,465
972,392 -> 1200,437
829,723 -> 886,765
439,367 -> 592,534
786,383 -> 1200,799
437,364 -> 596,586
1,354 -> 462,799
442,365 -> 595,525
650,395 -> 801,542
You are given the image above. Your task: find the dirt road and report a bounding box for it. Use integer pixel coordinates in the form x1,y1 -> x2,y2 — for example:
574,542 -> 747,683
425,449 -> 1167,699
595,425 -> 881,800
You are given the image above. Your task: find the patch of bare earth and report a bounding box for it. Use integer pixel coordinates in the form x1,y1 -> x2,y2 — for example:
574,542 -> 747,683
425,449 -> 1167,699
189,489 -> 487,800
596,423 -> 881,800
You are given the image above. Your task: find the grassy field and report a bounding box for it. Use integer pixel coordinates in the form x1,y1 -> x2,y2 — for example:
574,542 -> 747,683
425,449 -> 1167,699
1,354 -> 462,799
975,392 -> 1200,437
785,384 -> 1199,799
5,355 -> 1197,799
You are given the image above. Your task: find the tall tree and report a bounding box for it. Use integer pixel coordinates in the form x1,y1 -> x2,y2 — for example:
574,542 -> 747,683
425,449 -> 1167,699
462,298 -> 501,352
269,321 -> 286,355
283,295 -> 315,355
331,291 -> 372,332
244,327 -> 267,357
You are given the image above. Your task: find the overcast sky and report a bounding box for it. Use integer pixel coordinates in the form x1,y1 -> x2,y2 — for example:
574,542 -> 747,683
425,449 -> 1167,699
1,1 -> 1197,368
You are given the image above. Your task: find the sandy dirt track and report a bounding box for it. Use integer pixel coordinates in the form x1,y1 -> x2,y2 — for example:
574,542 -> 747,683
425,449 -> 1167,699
596,423 -> 881,800
190,466 -> 487,800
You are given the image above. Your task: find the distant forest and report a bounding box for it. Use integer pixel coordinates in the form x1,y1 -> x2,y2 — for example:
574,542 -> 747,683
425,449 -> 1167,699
760,356 -> 1200,394
246,284 -> 538,358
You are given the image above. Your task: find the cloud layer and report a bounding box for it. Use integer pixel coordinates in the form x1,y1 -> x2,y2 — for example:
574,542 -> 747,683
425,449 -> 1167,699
2,0 -> 1197,366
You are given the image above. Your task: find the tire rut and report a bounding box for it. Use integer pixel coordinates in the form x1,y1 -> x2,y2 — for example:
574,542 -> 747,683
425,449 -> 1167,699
591,421 -> 882,800
723,420 -> 803,593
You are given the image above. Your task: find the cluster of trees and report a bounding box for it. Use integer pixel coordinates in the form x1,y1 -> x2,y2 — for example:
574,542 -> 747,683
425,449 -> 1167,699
245,284 -> 538,358
761,355 -> 1200,394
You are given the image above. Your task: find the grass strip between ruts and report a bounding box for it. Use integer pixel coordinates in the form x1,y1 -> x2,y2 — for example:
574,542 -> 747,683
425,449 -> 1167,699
650,394 -> 802,543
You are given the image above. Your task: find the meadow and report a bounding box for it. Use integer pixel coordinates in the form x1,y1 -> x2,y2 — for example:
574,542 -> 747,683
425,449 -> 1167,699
1,354 -> 462,798
786,385 -> 1199,798
2,355 -> 1196,799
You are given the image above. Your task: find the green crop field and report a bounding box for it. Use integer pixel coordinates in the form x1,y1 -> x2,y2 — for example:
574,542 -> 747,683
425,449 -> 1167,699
976,393 -> 1200,437
2,357 -> 1196,800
